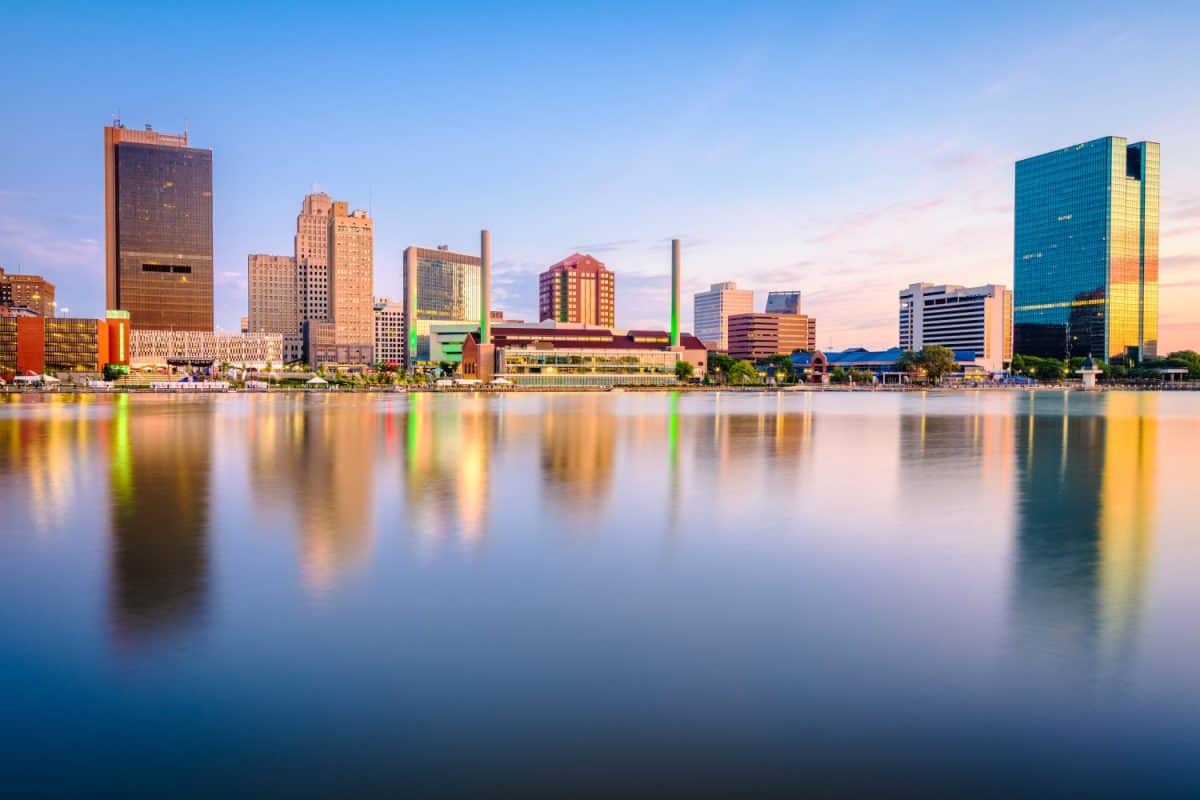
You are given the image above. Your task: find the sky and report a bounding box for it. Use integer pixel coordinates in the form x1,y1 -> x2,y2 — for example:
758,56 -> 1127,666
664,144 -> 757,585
2,0 -> 1199,351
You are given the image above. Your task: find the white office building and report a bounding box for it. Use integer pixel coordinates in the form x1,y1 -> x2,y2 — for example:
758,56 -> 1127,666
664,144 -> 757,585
693,281 -> 753,351
899,282 -> 1013,372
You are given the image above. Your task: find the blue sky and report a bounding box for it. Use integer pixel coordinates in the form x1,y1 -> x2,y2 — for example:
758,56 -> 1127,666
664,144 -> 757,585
3,1 -> 1199,349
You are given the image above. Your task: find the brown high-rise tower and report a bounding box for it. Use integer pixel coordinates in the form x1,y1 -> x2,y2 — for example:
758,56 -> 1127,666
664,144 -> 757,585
104,122 -> 213,331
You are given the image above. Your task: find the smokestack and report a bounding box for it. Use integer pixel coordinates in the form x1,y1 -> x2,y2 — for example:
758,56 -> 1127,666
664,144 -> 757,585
480,229 -> 491,345
670,238 -> 681,347
404,246 -> 417,373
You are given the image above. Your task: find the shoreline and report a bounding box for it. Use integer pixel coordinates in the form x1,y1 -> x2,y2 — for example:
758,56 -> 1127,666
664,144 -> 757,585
2,383 -> 1196,396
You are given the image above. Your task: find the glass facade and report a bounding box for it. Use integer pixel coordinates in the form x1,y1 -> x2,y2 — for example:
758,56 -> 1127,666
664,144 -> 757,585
415,250 -> 480,322
115,142 -> 214,331
497,347 -> 681,387
1013,137 -> 1159,362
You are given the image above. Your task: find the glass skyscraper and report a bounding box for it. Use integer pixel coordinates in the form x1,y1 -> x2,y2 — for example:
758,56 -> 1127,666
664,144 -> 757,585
105,124 -> 214,332
1013,136 -> 1159,362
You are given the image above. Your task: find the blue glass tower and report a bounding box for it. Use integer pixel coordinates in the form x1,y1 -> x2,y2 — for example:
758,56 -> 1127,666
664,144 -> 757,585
1013,136 -> 1159,362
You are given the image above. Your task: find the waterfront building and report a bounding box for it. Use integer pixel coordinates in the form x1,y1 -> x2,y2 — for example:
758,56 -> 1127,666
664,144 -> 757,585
130,329 -> 283,369
104,122 -> 213,331
248,254 -> 302,361
373,297 -> 405,367
402,245 -> 481,369
538,253 -> 615,327
295,192 -> 333,324
899,282 -> 1012,372
792,347 -> 986,383
461,324 -> 706,387
727,312 -> 817,360
329,202 -> 373,355
0,269 -> 56,317
1014,136 -> 1159,361
0,313 -> 130,375
764,290 -> 802,316
693,281 -> 753,350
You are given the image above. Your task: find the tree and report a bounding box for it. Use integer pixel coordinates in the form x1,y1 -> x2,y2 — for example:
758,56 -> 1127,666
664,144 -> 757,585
1011,354 -> 1027,376
707,352 -> 736,384
674,360 -> 695,382
756,354 -> 796,384
1034,360 -> 1065,382
894,350 -> 922,381
919,345 -> 957,384
849,369 -> 875,385
726,359 -> 759,385
829,366 -> 850,384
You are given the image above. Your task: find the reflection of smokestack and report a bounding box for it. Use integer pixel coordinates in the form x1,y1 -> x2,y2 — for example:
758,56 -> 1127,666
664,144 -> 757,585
481,229 -> 491,345
404,246 -> 417,372
670,238 -> 681,347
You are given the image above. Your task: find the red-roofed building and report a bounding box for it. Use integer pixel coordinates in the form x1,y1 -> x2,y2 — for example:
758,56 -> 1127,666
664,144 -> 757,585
538,253 -> 615,328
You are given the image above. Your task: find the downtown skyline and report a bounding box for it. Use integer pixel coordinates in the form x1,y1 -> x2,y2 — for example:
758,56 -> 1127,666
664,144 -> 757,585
2,2 -> 1199,351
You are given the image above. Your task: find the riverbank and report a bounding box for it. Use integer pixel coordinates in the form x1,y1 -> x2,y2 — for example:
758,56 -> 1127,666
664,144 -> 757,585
2,382 -> 1196,396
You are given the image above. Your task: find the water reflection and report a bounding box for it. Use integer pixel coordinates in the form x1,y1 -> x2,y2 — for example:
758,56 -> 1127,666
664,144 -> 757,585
247,395 -> 378,592
108,395 -> 212,642
404,393 -> 494,551
539,394 -> 615,525
1011,392 -> 1157,683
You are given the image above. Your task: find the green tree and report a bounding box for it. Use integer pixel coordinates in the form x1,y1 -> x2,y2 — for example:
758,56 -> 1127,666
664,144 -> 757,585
829,367 -> 849,384
674,360 -> 695,382
1034,359 -> 1065,382
1011,354 -> 1027,376
894,350 -> 923,381
756,354 -> 796,384
726,359 -> 759,385
919,345 -> 957,384
849,369 -> 875,385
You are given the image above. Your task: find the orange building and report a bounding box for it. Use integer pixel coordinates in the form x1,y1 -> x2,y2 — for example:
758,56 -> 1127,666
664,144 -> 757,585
1,313 -> 129,376
727,312 -> 818,360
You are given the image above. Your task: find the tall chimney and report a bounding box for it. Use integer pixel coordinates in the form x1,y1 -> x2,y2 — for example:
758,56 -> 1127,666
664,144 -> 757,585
480,229 -> 491,345
404,246 -> 417,373
670,238 -> 681,347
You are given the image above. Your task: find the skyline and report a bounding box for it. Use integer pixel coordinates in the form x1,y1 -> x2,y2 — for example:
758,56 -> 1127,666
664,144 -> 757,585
3,3 -> 1200,350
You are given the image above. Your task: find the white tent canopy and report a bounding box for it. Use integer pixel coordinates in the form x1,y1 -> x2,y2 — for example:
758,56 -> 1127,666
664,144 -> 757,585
306,376 -> 328,385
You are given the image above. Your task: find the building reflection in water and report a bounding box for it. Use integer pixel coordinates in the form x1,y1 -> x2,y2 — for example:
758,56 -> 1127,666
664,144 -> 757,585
108,395 -> 213,643
0,395 -> 105,534
539,393 -> 615,528
695,393 -> 815,504
403,392 -> 493,551
1011,392 -> 1157,681
249,395 -> 376,592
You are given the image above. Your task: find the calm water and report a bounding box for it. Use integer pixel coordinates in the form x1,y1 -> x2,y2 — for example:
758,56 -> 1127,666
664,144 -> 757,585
1,391 -> 1198,797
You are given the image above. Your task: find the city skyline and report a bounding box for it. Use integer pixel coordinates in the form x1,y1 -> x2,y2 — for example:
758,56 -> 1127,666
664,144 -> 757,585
2,3 -> 1199,351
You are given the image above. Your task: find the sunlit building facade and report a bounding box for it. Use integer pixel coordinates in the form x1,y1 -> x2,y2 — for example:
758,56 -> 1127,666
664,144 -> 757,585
693,281 -> 753,350
461,325 -> 706,386
130,329 -> 283,369
0,270 -> 56,317
899,282 -> 1012,372
539,253 -> 615,327
1013,136 -> 1159,362
248,253 -> 302,362
104,123 -> 213,331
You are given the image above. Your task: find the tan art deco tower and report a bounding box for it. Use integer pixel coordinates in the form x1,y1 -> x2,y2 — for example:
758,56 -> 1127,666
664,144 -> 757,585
328,201 -> 374,347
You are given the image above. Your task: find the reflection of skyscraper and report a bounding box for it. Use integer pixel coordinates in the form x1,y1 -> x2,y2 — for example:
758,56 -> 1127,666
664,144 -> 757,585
403,393 -> 493,550
1097,393 -> 1157,663
539,394 -> 616,519
1010,394 -> 1157,678
248,394 -> 376,591
108,395 -> 213,641
1013,137 -> 1159,361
